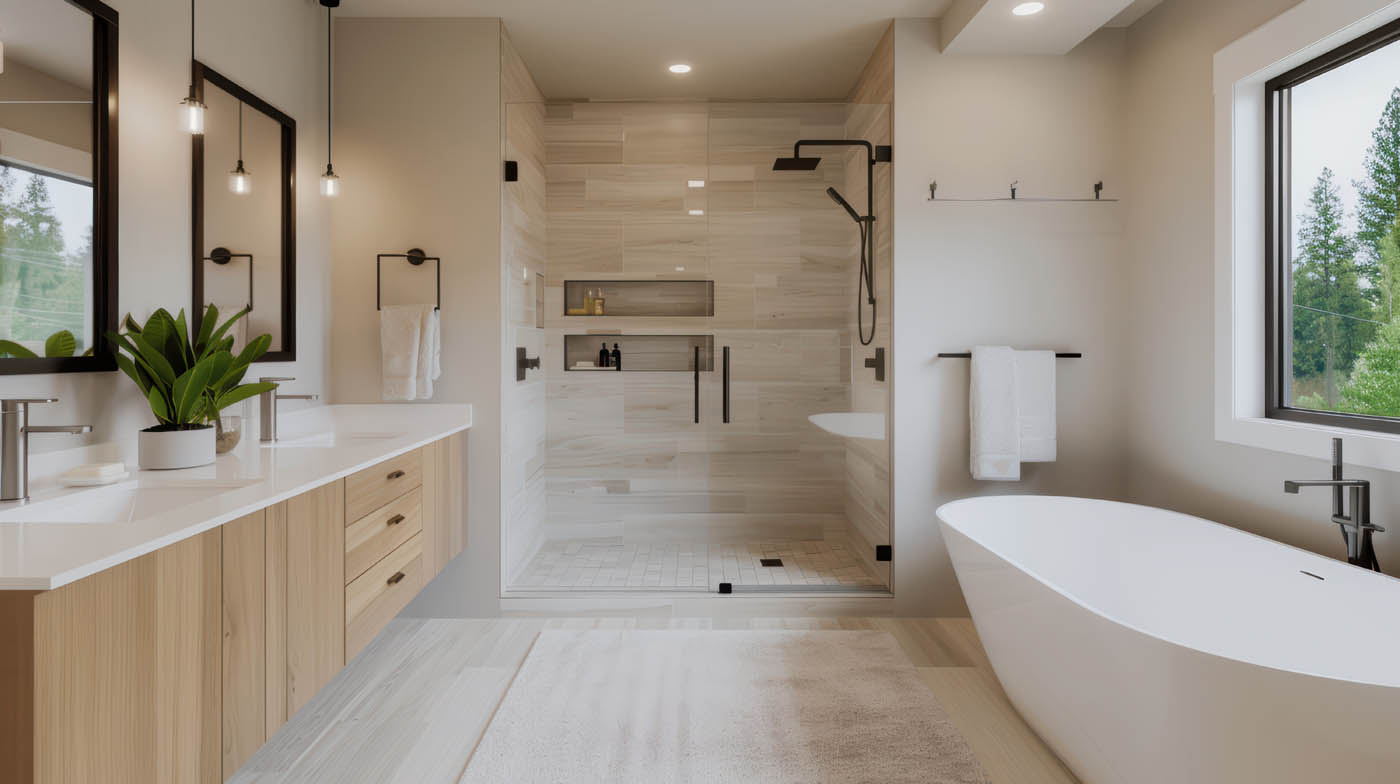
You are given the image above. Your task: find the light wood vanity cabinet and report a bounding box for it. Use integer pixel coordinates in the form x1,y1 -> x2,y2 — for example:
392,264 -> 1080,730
0,433 -> 467,784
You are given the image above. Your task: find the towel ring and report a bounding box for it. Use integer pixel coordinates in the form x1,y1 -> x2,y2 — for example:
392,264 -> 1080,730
203,247 -> 253,310
376,248 -> 441,311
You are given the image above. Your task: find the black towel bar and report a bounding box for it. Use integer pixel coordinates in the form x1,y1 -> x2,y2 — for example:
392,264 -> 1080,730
376,248 -> 441,311
937,352 -> 1082,358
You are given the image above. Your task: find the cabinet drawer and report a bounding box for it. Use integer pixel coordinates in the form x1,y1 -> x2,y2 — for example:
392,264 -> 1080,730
345,532 -> 424,659
345,487 -> 423,583
345,449 -> 423,522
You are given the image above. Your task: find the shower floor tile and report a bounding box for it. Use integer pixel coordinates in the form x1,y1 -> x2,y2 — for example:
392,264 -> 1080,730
513,539 -> 884,592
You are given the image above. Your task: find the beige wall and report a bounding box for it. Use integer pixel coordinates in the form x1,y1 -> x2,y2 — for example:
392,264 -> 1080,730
0,0 -> 331,452
892,20 -> 1131,615
0,59 -> 91,156
535,100 -> 867,564
328,19 -> 504,616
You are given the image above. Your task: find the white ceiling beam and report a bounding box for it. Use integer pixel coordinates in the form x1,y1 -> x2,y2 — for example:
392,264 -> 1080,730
941,0 -> 1140,55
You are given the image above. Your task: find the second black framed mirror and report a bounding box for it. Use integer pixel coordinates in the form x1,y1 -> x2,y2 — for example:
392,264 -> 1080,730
191,61 -> 295,361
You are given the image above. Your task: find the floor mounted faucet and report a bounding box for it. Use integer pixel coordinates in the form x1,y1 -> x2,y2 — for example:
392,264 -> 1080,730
1,398 -> 93,501
1283,437 -> 1385,571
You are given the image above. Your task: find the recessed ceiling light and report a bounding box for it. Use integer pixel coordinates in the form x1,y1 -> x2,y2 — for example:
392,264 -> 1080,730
688,179 -> 705,188
1012,2 -> 1045,15
675,265 -> 686,272
688,209 -> 705,216
669,63 -> 692,74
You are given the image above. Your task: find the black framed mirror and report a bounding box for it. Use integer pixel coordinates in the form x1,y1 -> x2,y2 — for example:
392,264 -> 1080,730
0,0 -> 118,374
191,62 -> 295,362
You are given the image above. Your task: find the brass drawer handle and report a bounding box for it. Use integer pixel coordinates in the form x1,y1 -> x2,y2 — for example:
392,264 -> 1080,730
386,470 -> 406,480
386,514 -> 405,527
387,571 -> 406,586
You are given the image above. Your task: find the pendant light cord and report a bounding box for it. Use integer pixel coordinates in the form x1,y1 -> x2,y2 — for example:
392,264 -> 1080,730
237,101 -> 243,160
190,0 -> 195,64
326,5 -> 332,168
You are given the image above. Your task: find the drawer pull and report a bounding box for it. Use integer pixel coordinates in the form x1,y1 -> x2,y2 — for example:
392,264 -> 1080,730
387,571 -> 406,586
386,470 -> 406,480
386,514 -> 406,527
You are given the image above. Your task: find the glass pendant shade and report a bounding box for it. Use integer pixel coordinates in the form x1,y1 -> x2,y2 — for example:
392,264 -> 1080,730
320,165 -> 340,197
179,91 -> 205,134
229,162 -> 251,194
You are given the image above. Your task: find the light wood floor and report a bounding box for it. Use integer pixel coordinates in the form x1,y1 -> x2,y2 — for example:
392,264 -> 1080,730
231,617 -> 1079,784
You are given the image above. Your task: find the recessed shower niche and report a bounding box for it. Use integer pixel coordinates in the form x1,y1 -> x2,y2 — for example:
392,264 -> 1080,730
563,334 -> 713,372
563,280 -> 715,317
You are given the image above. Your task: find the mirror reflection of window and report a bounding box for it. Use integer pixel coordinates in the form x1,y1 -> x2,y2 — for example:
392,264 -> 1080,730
201,81 -> 283,353
0,0 -> 96,359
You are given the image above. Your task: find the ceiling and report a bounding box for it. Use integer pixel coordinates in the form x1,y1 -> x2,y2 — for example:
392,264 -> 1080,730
0,0 -> 93,89
337,0 -> 1165,101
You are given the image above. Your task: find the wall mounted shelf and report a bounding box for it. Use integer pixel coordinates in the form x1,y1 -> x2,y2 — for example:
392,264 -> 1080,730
564,334 -> 714,372
564,280 -> 715,317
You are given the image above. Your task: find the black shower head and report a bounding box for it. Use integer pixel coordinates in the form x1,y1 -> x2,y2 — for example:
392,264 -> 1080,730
772,156 -> 822,171
826,187 -> 863,224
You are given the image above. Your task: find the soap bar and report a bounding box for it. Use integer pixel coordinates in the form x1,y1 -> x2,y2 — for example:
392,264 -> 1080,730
62,462 -> 127,481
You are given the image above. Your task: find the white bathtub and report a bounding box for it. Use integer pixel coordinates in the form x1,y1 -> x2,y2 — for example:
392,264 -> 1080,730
937,495 -> 1400,784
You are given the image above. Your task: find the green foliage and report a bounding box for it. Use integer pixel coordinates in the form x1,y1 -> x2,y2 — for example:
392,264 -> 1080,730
107,304 -> 276,429
1291,168 -> 1376,405
0,329 -> 79,358
1355,87 -> 1400,277
0,164 -> 88,351
1340,317 -> 1400,416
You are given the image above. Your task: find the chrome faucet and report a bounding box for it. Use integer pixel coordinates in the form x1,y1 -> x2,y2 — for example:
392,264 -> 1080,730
1283,437 -> 1384,571
258,377 -> 319,443
1,398 -> 93,501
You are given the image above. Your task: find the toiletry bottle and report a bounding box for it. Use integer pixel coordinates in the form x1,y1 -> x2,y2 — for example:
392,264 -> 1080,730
584,288 -> 596,315
611,342 -> 622,371
598,342 -> 610,368
594,288 -> 605,316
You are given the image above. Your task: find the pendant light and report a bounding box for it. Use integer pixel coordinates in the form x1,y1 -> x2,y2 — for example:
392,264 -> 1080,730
177,0 -> 205,134
319,0 -> 341,197
228,101 -> 251,194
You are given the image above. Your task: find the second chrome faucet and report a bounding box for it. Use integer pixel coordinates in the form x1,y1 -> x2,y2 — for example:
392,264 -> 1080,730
258,377 -> 319,443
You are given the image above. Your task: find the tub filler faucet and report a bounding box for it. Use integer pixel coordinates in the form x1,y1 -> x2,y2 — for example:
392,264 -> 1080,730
1283,437 -> 1384,571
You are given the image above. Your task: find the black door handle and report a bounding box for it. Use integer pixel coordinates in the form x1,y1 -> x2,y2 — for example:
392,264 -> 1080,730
723,346 -> 730,424
694,345 -> 700,424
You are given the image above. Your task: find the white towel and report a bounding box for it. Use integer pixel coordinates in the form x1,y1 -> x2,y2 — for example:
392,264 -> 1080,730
380,305 -> 422,401
415,307 -> 441,400
970,346 -> 1020,481
1016,350 -> 1057,463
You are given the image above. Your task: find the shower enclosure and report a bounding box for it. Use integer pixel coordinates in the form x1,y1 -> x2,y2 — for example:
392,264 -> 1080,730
502,90 -> 893,595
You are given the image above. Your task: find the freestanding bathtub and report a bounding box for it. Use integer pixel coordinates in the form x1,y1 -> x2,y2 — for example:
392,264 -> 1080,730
937,495 -> 1400,784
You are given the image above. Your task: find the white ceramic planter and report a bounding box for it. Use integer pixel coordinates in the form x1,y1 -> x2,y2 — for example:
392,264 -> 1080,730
138,425 -> 216,470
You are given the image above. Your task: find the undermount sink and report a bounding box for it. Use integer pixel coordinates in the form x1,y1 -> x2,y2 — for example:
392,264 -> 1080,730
808,412 -> 886,440
264,430 -> 403,448
0,478 -> 261,525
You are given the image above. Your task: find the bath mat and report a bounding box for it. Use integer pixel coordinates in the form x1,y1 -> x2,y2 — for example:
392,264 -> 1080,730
460,630 -> 988,783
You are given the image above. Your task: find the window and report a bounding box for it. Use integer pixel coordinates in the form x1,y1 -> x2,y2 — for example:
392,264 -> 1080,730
1267,18 -> 1400,432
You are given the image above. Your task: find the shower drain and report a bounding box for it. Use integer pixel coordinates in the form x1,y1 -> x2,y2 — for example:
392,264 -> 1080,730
760,558 -> 784,567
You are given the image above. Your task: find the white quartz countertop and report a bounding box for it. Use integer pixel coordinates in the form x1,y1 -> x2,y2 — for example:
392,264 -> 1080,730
0,404 -> 471,590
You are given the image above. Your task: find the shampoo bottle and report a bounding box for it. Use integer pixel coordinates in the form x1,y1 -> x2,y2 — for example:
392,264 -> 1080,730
598,342 -> 610,368
611,343 -> 622,371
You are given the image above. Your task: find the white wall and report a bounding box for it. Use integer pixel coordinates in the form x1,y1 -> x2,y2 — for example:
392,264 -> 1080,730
0,0 -> 331,448
1119,0 -> 1400,566
327,19 -> 504,617
892,20 -> 1131,615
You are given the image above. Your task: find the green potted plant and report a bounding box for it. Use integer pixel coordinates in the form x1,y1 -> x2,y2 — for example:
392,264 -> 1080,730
107,305 -> 276,469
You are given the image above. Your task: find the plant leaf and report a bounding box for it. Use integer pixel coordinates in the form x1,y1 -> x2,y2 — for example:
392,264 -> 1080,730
194,303 -> 218,355
205,305 -> 252,353
172,355 -> 217,423
127,332 -> 176,387
204,351 -> 235,395
173,309 -> 194,367
114,353 -> 152,396
214,382 -> 278,414
147,386 -> 171,424
0,340 -> 38,359
43,330 -> 77,358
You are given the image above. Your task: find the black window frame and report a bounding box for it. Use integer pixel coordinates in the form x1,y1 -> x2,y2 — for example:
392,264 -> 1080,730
1265,16 -> 1400,434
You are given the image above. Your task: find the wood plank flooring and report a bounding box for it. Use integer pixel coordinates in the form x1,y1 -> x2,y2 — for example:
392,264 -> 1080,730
230,617 -> 1079,784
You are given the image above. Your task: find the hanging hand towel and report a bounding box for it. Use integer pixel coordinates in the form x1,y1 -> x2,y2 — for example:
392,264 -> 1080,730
380,305 -> 422,401
970,346 -> 1020,481
415,306 -> 441,400
1016,350 -> 1057,463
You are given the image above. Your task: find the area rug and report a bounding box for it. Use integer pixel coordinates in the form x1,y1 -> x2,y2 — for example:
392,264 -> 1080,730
459,630 -> 988,783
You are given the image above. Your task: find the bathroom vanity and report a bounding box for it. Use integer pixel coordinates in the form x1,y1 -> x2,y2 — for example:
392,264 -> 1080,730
0,404 -> 470,783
